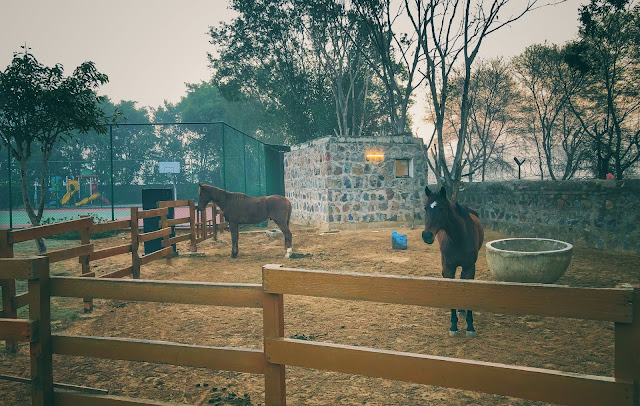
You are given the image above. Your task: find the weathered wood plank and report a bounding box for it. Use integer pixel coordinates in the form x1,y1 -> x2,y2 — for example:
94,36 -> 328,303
10,217 -> 93,243
100,267 -> 133,279
52,334 -> 266,374
12,292 -> 29,310
0,374 -> 108,395
263,290 -> 286,406
266,338 -> 634,406
166,217 -> 191,227
262,265 -> 634,322
50,277 -> 263,307
158,200 -> 190,208
169,234 -> 191,245
29,256 -> 53,405
44,244 -> 93,264
90,220 -> 131,234
137,207 -> 168,219
615,286 -> 640,405
138,228 -> 171,243
140,247 -> 173,265
54,390 -> 180,406
90,244 -> 132,261
0,319 -> 36,342
0,258 -> 40,279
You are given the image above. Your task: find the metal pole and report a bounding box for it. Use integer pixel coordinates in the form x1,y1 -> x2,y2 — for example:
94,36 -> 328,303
221,123 -> 226,190
243,135 -> 247,195
110,125 -> 115,221
7,146 -> 12,229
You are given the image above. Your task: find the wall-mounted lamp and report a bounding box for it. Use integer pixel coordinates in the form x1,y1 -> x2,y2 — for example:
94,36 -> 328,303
365,149 -> 384,162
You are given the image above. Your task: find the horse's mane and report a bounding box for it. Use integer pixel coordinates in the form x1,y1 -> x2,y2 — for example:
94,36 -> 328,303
454,201 -> 479,220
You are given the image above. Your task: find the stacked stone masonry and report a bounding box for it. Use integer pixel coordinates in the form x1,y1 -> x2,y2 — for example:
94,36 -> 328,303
456,179 -> 640,254
284,135 -> 428,228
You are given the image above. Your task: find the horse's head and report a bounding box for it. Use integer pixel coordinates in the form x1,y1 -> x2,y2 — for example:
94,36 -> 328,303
422,186 -> 449,245
197,183 -> 208,212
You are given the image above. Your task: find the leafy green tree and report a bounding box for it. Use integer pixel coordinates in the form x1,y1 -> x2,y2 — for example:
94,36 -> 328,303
565,0 -> 640,179
0,50 -> 110,252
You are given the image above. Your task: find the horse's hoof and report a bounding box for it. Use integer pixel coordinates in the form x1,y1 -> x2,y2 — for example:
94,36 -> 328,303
285,248 -> 292,258
466,330 -> 477,338
448,330 -> 459,337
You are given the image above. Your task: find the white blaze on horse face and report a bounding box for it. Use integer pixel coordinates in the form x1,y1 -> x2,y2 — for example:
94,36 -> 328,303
285,247 -> 292,258
430,201 -> 438,209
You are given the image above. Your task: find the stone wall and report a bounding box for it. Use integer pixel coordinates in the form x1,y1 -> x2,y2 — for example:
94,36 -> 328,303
284,138 -> 330,225
456,180 -> 640,253
285,135 -> 428,228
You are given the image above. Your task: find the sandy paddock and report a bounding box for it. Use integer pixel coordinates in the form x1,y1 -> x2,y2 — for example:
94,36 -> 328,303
1,224 -> 639,405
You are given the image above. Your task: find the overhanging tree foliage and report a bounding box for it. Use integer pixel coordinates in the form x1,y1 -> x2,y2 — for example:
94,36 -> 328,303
0,50 -> 110,252
564,0 -> 640,179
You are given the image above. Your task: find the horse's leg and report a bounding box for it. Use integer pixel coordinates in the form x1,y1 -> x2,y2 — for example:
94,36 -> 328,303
442,265 -> 458,337
229,222 -> 239,258
461,265 -> 477,337
273,217 -> 293,258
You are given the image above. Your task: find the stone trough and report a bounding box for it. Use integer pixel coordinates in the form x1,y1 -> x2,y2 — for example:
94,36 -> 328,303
485,238 -> 573,284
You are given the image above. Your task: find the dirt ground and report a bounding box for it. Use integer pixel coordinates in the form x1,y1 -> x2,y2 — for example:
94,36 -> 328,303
1,223 -> 640,405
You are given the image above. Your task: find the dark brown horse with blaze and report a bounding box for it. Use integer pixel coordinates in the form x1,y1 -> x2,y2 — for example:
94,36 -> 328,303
197,184 -> 293,258
422,186 -> 484,337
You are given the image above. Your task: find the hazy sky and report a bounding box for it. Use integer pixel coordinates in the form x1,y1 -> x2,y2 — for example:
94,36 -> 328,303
1,0 -> 586,135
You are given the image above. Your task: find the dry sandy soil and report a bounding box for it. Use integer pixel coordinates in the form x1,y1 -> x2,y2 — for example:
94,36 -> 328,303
1,223 -> 640,405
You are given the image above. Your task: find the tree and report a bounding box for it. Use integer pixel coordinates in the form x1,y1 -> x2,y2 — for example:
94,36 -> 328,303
209,0 -> 336,143
405,0 -> 544,198
513,43 -> 588,180
565,0 -> 640,179
447,58 -> 519,181
0,50 -> 110,252
351,0 -> 424,135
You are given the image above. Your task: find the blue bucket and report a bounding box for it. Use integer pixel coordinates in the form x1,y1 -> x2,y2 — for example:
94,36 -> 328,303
391,231 -> 407,250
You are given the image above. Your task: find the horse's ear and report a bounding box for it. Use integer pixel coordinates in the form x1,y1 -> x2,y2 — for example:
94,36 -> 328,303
425,186 -> 431,196
439,186 -> 447,198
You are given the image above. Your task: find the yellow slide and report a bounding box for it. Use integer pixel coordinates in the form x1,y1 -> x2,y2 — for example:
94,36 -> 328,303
75,193 -> 101,206
61,180 -> 79,205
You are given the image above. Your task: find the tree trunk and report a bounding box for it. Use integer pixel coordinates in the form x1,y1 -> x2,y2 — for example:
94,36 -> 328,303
18,159 -> 47,253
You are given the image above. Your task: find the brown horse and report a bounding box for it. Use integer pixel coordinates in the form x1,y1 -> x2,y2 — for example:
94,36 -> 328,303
422,186 -> 483,337
197,184 -> 293,258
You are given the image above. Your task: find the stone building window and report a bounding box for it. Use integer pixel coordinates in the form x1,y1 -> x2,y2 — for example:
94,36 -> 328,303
395,159 -> 413,178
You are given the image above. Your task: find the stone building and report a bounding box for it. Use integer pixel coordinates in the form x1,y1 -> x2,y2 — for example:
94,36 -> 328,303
284,135 -> 429,229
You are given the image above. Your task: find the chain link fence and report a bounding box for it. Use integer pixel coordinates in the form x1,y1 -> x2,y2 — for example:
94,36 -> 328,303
1,122 -> 283,229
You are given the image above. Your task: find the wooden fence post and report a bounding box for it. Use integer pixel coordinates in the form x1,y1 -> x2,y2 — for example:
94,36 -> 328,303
160,211 -> 172,265
263,265 -> 286,405
615,285 -> 640,405
79,218 -> 93,312
28,256 -> 54,406
189,200 -> 197,252
130,208 -> 141,279
202,205 -> 208,241
212,204 -> 218,242
0,229 -> 17,353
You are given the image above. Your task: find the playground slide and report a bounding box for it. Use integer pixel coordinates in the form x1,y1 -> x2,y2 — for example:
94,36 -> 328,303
61,181 -> 79,205
75,193 -> 101,206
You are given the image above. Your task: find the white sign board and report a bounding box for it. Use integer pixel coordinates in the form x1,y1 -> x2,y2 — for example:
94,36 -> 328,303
159,162 -> 180,174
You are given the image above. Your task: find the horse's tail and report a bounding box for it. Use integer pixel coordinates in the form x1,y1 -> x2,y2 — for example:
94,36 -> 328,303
286,198 -> 292,227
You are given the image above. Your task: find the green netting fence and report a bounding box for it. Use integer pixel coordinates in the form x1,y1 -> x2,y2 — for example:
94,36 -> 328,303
1,122 -> 284,228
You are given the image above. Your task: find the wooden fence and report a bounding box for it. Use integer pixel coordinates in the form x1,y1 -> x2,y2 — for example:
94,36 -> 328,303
0,259 -> 638,405
0,200 -> 224,350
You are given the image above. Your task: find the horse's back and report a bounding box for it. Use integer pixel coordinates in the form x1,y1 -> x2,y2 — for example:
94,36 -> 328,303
266,195 -> 292,217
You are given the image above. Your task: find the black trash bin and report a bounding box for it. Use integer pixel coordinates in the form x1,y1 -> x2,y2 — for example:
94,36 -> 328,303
142,188 -> 176,256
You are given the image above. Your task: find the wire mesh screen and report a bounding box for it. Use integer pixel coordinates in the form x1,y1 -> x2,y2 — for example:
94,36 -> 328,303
1,122 -> 273,228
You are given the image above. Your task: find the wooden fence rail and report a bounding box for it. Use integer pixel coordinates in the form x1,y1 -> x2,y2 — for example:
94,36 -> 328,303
0,259 -> 639,405
260,264 -> 640,406
0,199 -> 220,351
